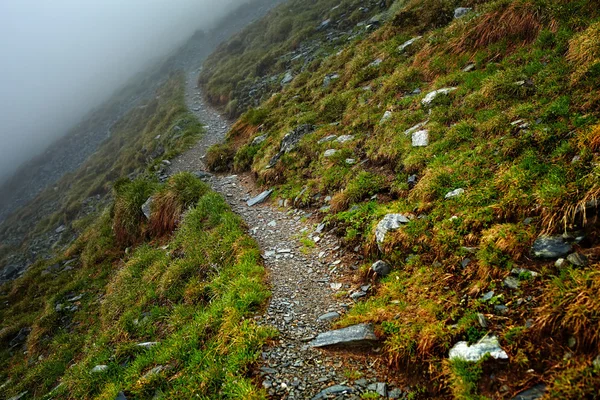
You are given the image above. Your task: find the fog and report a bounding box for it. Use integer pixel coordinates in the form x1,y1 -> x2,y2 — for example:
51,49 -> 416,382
0,0 -> 246,184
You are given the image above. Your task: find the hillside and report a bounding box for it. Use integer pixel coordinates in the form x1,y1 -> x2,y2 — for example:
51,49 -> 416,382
199,0 -> 600,397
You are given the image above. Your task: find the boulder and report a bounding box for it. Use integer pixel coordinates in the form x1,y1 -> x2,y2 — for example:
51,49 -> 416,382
454,7 -> 473,18
375,214 -> 410,248
141,197 -> 153,219
371,260 -> 391,277
247,190 -> 273,207
310,323 -> 377,347
421,87 -> 457,107
449,335 -> 508,362
398,36 -> 422,52
412,129 -> 429,147
531,236 -> 572,258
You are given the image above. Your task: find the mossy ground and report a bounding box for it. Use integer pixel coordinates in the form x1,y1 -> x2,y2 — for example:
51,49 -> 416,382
200,0 -> 600,397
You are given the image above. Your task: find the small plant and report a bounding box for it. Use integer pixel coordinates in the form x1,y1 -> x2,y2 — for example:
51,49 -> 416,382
205,143 -> 235,172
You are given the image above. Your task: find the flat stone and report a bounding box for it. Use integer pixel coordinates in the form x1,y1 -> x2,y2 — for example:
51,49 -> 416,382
318,311 -> 340,322
449,336 -> 508,362
445,188 -> 465,199
345,158 -> 356,165
318,134 -> 337,144
531,236 -> 572,258
247,190 -> 273,206
350,291 -> 367,301
311,385 -> 354,399
404,121 -> 428,136
309,323 -> 377,348
412,129 -> 429,147
421,87 -> 457,107
567,252 -> 588,267
375,213 -> 410,247
477,313 -> 488,328
398,36 -> 422,52
481,291 -> 494,301
324,149 -> 337,157
511,384 -> 546,400
371,260 -> 391,277
281,71 -> 293,85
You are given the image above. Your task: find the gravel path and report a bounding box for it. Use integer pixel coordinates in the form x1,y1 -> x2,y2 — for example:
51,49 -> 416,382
168,72 -> 403,399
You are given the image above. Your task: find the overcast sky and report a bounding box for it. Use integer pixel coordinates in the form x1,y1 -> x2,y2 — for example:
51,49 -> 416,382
0,0 -> 245,184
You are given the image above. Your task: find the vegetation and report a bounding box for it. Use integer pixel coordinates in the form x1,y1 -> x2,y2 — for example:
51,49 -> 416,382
200,0 -> 600,396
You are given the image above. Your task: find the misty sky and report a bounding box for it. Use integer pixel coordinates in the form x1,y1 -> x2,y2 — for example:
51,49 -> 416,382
0,0 -> 245,184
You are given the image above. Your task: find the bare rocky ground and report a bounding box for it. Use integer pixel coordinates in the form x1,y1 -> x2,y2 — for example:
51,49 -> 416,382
167,73 -> 407,399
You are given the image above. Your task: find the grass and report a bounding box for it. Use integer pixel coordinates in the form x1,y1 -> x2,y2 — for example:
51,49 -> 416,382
196,0 -> 600,397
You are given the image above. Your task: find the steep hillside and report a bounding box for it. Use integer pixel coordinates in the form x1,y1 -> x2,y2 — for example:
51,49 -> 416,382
201,0 -> 600,397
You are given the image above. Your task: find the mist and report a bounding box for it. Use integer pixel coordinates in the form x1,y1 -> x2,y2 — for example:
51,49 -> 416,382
0,0 -> 246,186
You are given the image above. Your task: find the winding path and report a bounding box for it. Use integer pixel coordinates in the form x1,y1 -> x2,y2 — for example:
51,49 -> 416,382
167,72 -> 401,399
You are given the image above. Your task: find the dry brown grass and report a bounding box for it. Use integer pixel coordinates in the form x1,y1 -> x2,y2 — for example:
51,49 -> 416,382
451,2 -> 544,55
330,191 -> 350,213
567,21 -> 600,84
149,191 -> 182,237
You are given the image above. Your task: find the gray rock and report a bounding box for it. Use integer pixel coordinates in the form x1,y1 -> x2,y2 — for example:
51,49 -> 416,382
90,365 -> 109,373
369,58 -> 383,67
511,384 -> 546,400
372,382 -> 387,397
310,323 -> 377,348
371,260 -> 391,277
323,73 -> 340,88
408,174 -> 417,189
380,110 -> 392,124
454,7 -> 473,18
531,236 -> 572,258
281,71 -> 293,85
141,197 -> 153,219
449,335 -> 508,362
115,392 -> 128,400
143,365 -> 165,379
318,134 -> 337,144
398,36 -> 422,52
504,276 -> 520,290
318,311 -> 340,322
481,291 -> 495,301
421,87 -> 457,107
375,213 -> 410,248
567,252 -> 588,267
251,134 -> 267,146
55,225 -> 66,234
311,385 -> 354,399
247,190 -> 273,207
445,188 -> 465,199
9,327 -> 31,348
494,305 -> 508,314
336,135 -> 354,143
268,124 -> 315,167
412,129 -> 429,147
350,291 -> 367,301
388,388 -> 403,399
404,121 -> 428,136
462,63 -> 476,72
324,149 -> 337,157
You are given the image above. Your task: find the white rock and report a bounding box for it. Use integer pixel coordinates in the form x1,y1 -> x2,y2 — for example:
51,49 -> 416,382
324,149 -> 338,157
380,111 -> 392,124
445,188 -> 465,199
398,36 -> 422,52
136,342 -> 158,349
412,130 -> 429,147
449,335 -> 508,362
90,365 -> 109,373
421,87 -> 457,107
318,134 -> 338,144
336,135 -> 354,143
404,121 -> 428,136
345,158 -> 356,165
375,214 -> 410,247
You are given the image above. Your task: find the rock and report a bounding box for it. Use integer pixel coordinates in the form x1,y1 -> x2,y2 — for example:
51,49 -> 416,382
404,121 -> 428,136
318,134 -> 337,144
461,258 -> 471,268
141,197 -> 153,219
312,385 -> 354,399
369,58 -> 383,67
407,174 -> 417,189
247,190 -> 273,206
494,305 -> 508,314
503,276 -> 520,290
555,258 -> 567,268
371,260 -> 391,277
531,236 -> 572,258
318,311 -> 340,322
567,252 -> 588,267
136,342 -> 158,349
268,124 -> 315,167
318,19 -> 331,30
143,365 -> 165,379
194,171 -> 212,180
368,382 -> 387,397
350,291 -> 367,301
412,129 -> 429,147
511,384 -> 547,400
251,134 -> 267,146
324,149 -> 337,157
481,291 -> 494,301
477,313 -> 488,328
445,188 -> 465,199
323,73 -> 340,88
462,63 -> 476,72
421,87 -> 457,107
380,110 -> 392,124
345,158 -> 356,165
281,71 -> 293,85
511,268 -> 540,278
310,323 -> 377,348
449,336 -> 508,362
115,392 -> 128,400
375,214 -> 410,248
398,36 -> 422,52
55,225 -> 66,234
336,135 -> 354,143
90,365 -> 109,373
161,159 -> 171,166
7,392 -> 28,400
454,7 -> 473,18
388,388 -> 403,399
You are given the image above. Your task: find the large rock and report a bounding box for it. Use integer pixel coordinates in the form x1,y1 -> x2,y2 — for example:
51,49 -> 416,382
267,124 -> 315,167
247,190 -> 273,207
141,197 -> 153,219
531,235 -> 572,258
511,384 -> 546,400
376,214 -> 410,248
449,335 -> 508,362
421,87 -> 457,107
412,129 -> 429,147
309,323 -> 377,347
